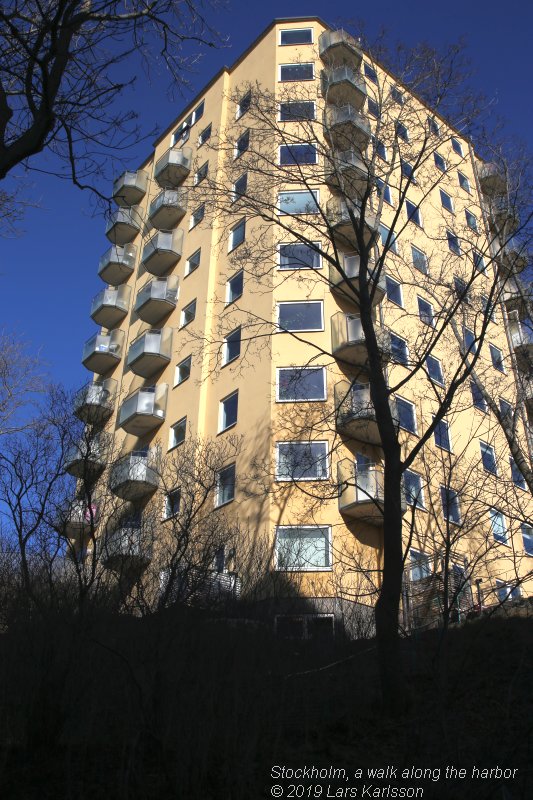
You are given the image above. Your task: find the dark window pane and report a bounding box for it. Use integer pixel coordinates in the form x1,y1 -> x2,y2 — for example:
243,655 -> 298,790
279,243 -> 320,269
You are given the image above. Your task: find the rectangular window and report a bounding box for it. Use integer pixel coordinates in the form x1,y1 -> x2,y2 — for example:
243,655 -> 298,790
279,242 -> 321,270
379,223 -> 398,254
180,299 -> 196,327
376,179 -> 392,205
235,129 -> 249,158
278,301 -> 323,332
471,381 -> 487,412
441,486 -> 461,524
405,471 -> 425,508
474,251 -> 486,272
454,277 -> 470,303
496,580 -> 521,603
194,161 -> 208,185
410,550 -> 431,581
511,458 -> 526,491
169,417 -> 186,449
276,441 -> 329,481
386,275 -> 403,307
434,152 -> 447,172
458,171 -> 471,193
418,297 -> 435,327
391,333 -> 408,365
434,418 -> 451,451
364,63 -> 378,83
390,86 -> 404,105
490,344 -> 505,372
171,100 -> 204,145
447,230 -> 461,255
401,159 -> 416,182
279,143 -> 317,165
440,189 -> 454,213
426,355 -> 444,385
481,294 -> 495,322
280,28 -> 313,45
279,101 -> 315,121
395,397 -> 417,433
215,464 -> 235,507
175,355 -> 191,385
189,204 -> 205,229
223,328 -> 241,365
373,137 -> 387,161
463,326 -> 476,354
219,391 -> 238,432
367,97 -> 380,118
185,248 -> 201,276
277,367 -> 326,402
236,90 -> 251,119
465,210 -> 478,232
229,219 -> 246,251
499,398 -> 513,420
198,123 -> 211,147
428,117 -> 440,135
480,441 -> 498,475
522,523 -> 533,555
451,137 -> 464,156
489,509 -> 507,543
278,190 -> 319,215
226,270 -> 244,304
280,63 -> 314,81
411,245 -> 428,274
276,526 -> 330,570
232,173 -> 247,201
396,121 -> 409,142
406,199 -> 422,227
164,488 -> 181,519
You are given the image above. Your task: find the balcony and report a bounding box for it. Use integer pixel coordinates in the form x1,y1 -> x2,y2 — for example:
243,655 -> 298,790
321,66 -> 366,109
518,376 -> 533,415
134,276 -> 179,324
331,312 -> 391,367
478,162 -> 506,197
117,385 -> 168,436
59,500 -> 99,541
325,149 -> 369,196
503,285 -> 529,317
98,244 -> 137,286
338,460 -> 385,524
324,105 -> 371,151
112,170 -> 148,206
74,378 -> 117,424
126,328 -> 172,378
318,29 -> 363,70
64,435 -> 108,479
141,229 -> 184,275
148,189 -> 188,230
105,206 -> 143,245
154,146 -> 192,188
335,381 -> 398,444
102,522 -> 151,572
500,238 -> 528,276
488,200 -> 519,237
326,198 -> 378,248
329,255 -> 385,306
509,319 -> 533,372
90,285 -> 131,328
82,329 -> 124,374
109,451 -> 159,500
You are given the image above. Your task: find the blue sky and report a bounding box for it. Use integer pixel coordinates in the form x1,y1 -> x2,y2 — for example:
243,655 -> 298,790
0,0 -> 530,389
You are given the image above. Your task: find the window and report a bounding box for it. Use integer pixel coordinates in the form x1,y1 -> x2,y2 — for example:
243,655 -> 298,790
223,328 -> 241,365
175,355 -> 191,385
279,101 -> 315,121
490,344 -> 505,372
226,270 -> 243,304
391,333 -> 408,365
228,219 -> 246,251
185,248 -> 201,276
215,464 -> 235,507
390,86 -> 404,105
500,398 -> 513,419
379,223 -> 398,254
198,123 -> 211,146
440,190 -> 454,213
496,580 -> 521,603
278,301 -> 323,332
426,355 -> 444,385
364,63 -> 378,83
236,90 -> 251,119
279,242 -> 320,270
404,471 -> 425,508
386,275 -> 403,306
277,367 -> 326,401
396,121 -> 409,142
169,417 -> 186,449
481,294 -> 495,321
511,458 -> 526,491
465,210 -> 478,232
164,488 -> 181,519
406,199 -> 422,227
463,326 -> 476,354
522,523 -> 533,555
401,159 -> 416,182
280,63 -> 314,81
454,277 -> 470,303
395,397 -> 416,433
367,97 -> 380,118
480,441 -> 498,475
471,381 -> 487,412
278,190 -> 319,215
410,550 -> 431,581
376,179 -> 392,205
458,171 -> 471,193
434,418 -> 451,451
418,297 -> 435,327
428,117 -> 440,135
232,173 -> 247,201
235,129 -> 249,158
411,245 -> 428,274
171,100 -> 204,145
280,28 -> 313,45
279,143 -> 317,165
189,204 -> 205,229
219,391 -> 238,432
194,161 -> 208,185
447,230 -> 461,255
451,137 -> 463,156
489,509 -> 507,543
473,251 -> 486,272
434,152 -> 447,172
276,441 -> 329,481
180,299 -> 196,327
373,137 -> 387,161
440,486 -> 461,524
276,526 -> 330,570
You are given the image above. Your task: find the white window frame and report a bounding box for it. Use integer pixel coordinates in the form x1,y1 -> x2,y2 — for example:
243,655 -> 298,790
426,354 -> 444,385
174,355 -> 191,386
411,244 -> 428,274
275,441 -> 329,482
277,241 -> 322,270
489,508 -> 507,544
219,390 -> 239,433
434,417 -> 452,452
279,27 -> 314,45
235,90 -> 251,120
440,189 -> 454,213
234,129 -> 249,159
410,548 -> 431,581
465,209 -> 478,232
222,327 -> 241,366
279,62 -> 315,82
277,189 -> 319,215
278,100 -> 316,122
390,332 -> 409,366
193,161 -> 208,186
395,395 -> 417,434
169,417 -> 186,450
232,173 -> 247,203
228,218 -> 246,252
163,488 -> 181,519
434,152 -> 447,172
458,171 -> 471,193
275,525 -> 332,571
277,300 -> 324,333
480,440 -> 498,475
451,137 -> 464,156
404,470 -> 425,509
215,463 -> 236,508
225,270 -> 244,305
189,204 -> 205,230
406,199 -> 423,227
276,366 -> 327,403
278,143 -> 318,166
417,295 -> 435,327
440,485 -> 461,524
489,343 -> 505,373
185,249 -> 201,277
386,275 -> 403,307
198,123 -> 212,147
180,299 -> 196,328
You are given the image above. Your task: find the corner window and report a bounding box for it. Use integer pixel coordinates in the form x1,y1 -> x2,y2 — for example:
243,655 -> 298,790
511,458 -> 526,491
364,63 -> 378,84
235,130 -> 250,158
276,441 -> 329,481
434,418 -> 451,451
395,397 -> 417,433
175,355 -> 191,385
189,204 -> 205,229
280,63 -> 314,81
219,391 -> 238,432
390,333 -> 408,365
164,488 -> 181,519
489,344 -> 505,372
223,328 -> 241,365
458,171 -> 471,193
440,486 -> 461,524
465,210 -> 478,232
180,299 -> 196,327
386,276 -> 403,307
480,441 -> 498,475
426,355 -> 444,385
440,190 -> 454,213
279,101 -> 315,121
278,301 -> 323,332
276,526 -> 331,570
226,270 -> 244,304
169,417 -> 186,449
411,245 -> 428,274
404,471 -> 425,508
277,367 -> 326,402
489,509 -> 507,543
229,219 -> 246,251
279,143 -> 317,165
451,137 -> 464,156
406,199 -> 422,227
215,463 -> 236,507
434,152 -> 447,172
418,297 -> 435,327
279,242 -> 321,270
280,28 -> 313,45
447,230 -> 461,255
278,190 -> 319,215
185,248 -> 201,276
198,124 -> 212,147
236,90 -> 251,119
471,381 -> 487,412
232,173 -> 248,202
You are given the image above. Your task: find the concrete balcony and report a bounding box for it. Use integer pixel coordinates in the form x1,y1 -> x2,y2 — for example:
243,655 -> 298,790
102,522 -> 151,572
500,238 -> 528,276
154,146 -> 192,188
326,198 -> 378,248
98,244 -> 137,286
141,229 -> 184,275
74,378 -> 117,424
105,206 -> 143,245
329,255 -> 385,306
338,460 -> 385,524
324,105 -> 371,151
518,376 -> 533,415
117,385 -> 168,436
503,285 -> 529,317
90,285 -> 131,328
321,66 -> 366,110
64,434 -> 108,479
134,276 -> 179,324
335,381 -> 398,444
59,500 -> 99,541
82,329 -> 124,374
488,200 -> 519,237
318,29 -> 363,70
478,162 -> 506,197
331,312 -> 391,367
112,170 -> 148,206
509,319 -> 533,372
109,452 -> 159,500
126,328 -> 172,377
148,189 -> 188,230
325,149 -> 370,196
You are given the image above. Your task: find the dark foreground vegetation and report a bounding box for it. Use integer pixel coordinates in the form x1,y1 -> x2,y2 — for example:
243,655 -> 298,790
0,603 -> 531,800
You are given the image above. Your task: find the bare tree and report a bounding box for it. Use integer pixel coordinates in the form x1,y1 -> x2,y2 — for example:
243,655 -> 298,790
0,330 -> 44,435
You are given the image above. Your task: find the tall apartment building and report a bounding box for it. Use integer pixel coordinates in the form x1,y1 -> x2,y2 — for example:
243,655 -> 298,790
66,17 -> 532,636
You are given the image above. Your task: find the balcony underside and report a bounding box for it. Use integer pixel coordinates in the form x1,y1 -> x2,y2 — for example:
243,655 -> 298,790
339,495 -> 384,525
337,413 -> 381,445
135,297 -> 176,325
91,302 -> 128,329
119,410 -> 165,436
128,351 -> 170,378
149,204 -> 186,230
